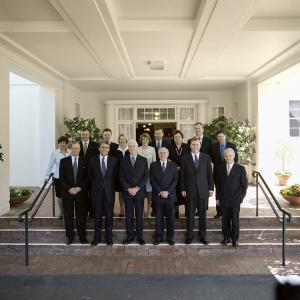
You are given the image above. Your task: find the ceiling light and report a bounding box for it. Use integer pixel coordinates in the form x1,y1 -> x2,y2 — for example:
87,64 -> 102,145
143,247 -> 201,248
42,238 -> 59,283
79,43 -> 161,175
148,60 -> 165,71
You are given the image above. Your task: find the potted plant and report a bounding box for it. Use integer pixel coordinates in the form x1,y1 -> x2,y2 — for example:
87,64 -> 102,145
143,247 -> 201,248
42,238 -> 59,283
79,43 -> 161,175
275,141 -> 294,186
10,187 -> 33,206
280,184 -> 300,205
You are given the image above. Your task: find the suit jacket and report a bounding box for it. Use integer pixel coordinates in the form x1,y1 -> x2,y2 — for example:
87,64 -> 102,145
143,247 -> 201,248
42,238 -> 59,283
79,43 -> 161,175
88,155 -> 118,203
150,139 -> 171,160
119,154 -> 148,198
59,156 -> 88,199
187,136 -> 212,156
180,153 -> 214,208
217,163 -> 248,207
149,161 -> 178,203
108,141 -> 119,158
211,141 -> 238,166
79,140 -> 99,165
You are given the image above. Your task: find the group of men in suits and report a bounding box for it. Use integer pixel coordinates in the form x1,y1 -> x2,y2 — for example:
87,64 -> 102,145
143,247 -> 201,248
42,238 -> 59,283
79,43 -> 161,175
59,123 -> 247,247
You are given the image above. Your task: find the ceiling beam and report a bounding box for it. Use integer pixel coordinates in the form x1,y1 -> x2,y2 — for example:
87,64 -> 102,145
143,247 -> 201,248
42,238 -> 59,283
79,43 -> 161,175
243,18 -> 300,31
0,21 -> 70,33
118,20 -> 195,32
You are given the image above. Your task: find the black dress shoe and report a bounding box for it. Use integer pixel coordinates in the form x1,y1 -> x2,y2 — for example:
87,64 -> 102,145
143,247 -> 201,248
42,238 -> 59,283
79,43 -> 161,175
91,239 -> 101,246
106,240 -> 113,246
232,242 -> 239,247
220,240 -> 230,246
66,238 -> 73,245
122,238 -> 134,245
119,213 -> 124,217
199,238 -> 209,245
185,239 -> 192,244
174,212 -> 179,219
167,240 -> 175,246
214,214 -> 221,219
137,238 -> 145,245
153,240 -> 162,245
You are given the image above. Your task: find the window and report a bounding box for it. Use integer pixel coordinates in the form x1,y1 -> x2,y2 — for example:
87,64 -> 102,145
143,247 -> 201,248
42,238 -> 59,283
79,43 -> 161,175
289,100 -> 300,137
212,107 -> 225,118
179,108 -> 194,120
136,107 -> 176,120
118,108 -> 133,121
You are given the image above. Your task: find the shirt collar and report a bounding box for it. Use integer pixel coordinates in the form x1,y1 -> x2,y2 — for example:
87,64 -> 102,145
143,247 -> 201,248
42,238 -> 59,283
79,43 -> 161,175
160,160 -> 167,165
82,140 -> 89,145
227,162 -> 234,168
191,152 -> 200,158
117,145 -> 128,151
100,154 -> 108,160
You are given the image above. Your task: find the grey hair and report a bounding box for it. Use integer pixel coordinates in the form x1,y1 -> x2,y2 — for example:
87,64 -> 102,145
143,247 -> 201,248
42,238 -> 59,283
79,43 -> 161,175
223,147 -> 235,157
128,140 -> 138,147
158,147 -> 169,154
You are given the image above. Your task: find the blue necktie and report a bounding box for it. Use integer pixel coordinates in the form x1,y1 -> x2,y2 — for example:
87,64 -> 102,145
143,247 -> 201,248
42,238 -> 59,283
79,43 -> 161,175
220,144 -> 225,160
101,157 -> 106,177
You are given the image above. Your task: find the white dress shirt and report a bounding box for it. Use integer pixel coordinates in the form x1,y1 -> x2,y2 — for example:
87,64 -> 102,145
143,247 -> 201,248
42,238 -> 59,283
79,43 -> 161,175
117,145 -> 128,157
100,155 -> 108,170
45,148 -> 71,179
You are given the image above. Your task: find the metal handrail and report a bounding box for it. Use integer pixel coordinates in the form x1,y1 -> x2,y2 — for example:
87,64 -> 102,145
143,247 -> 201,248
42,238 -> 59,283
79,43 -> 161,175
252,171 -> 292,266
18,173 -> 55,266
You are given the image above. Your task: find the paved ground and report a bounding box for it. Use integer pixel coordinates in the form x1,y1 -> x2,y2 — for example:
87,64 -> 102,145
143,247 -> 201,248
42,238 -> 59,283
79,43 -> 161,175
0,274 -> 277,300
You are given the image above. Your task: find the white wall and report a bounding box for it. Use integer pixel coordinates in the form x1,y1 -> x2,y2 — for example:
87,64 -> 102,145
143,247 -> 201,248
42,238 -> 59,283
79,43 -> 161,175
9,75 -> 55,187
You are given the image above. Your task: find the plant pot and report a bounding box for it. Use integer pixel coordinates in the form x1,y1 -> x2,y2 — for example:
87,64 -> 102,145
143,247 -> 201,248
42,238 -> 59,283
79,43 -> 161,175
280,194 -> 300,205
9,195 -> 31,207
277,175 -> 290,186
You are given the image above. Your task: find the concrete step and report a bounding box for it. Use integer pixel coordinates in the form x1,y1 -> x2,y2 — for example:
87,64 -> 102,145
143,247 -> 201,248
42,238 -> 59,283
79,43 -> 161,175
1,216 -> 299,229
0,228 -> 299,243
0,242 -> 299,257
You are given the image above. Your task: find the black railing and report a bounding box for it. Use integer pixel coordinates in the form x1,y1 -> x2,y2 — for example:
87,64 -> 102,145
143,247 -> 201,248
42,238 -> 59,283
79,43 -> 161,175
18,173 -> 55,266
252,171 -> 292,266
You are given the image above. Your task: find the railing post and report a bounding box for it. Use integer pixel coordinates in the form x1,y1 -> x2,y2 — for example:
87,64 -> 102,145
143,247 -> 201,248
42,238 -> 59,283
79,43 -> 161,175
255,173 -> 259,217
52,176 -> 55,217
282,213 -> 286,267
24,213 -> 29,266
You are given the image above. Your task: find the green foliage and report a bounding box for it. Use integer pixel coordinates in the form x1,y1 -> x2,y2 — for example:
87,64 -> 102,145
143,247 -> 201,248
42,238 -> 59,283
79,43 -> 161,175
204,115 -> 256,165
0,144 -> 3,162
275,140 -> 294,176
63,117 -> 101,143
281,184 -> 300,197
10,187 -> 32,198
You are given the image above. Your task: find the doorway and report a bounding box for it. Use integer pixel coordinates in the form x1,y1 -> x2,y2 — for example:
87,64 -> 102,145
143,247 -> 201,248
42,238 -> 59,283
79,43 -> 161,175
136,122 -> 177,143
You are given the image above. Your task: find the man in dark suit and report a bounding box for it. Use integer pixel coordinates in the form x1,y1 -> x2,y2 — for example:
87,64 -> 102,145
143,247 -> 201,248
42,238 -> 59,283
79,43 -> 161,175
150,128 -> 170,160
79,129 -> 100,219
150,147 -> 178,245
211,130 -> 238,218
119,140 -> 148,245
187,122 -> 212,156
59,142 -> 88,245
102,128 -> 119,157
89,142 -> 118,246
180,138 -> 214,245
217,148 -> 247,247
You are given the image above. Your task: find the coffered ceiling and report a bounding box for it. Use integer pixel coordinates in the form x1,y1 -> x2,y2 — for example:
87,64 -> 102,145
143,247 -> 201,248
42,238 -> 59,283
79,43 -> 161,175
0,0 -> 299,91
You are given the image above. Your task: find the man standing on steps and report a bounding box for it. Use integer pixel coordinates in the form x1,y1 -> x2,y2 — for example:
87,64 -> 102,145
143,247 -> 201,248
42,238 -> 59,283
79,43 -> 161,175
79,129 -> 99,219
150,147 -> 178,246
211,130 -> 238,219
217,148 -> 247,247
89,142 -> 117,246
180,138 -> 214,245
119,140 -> 148,245
187,122 -> 212,156
60,142 -> 88,245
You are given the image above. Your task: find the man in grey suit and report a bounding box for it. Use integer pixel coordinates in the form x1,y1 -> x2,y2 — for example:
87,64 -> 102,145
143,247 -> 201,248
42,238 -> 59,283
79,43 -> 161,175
180,137 -> 214,245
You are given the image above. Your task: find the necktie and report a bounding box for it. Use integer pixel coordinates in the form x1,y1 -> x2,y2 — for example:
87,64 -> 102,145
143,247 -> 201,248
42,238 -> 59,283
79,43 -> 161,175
227,164 -> 231,176
131,156 -> 135,167
83,142 -> 88,156
194,155 -> 199,168
101,157 -> 106,177
157,141 -> 161,149
220,144 -> 225,160
73,157 -> 78,183
162,162 -> 166,173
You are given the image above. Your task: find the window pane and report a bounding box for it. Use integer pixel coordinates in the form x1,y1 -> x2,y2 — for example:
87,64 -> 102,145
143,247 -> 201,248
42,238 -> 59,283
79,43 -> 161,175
168,108 -> 175,119
290,119 -> 300,128
137,109 -> 144,120
290,128 -> 300,137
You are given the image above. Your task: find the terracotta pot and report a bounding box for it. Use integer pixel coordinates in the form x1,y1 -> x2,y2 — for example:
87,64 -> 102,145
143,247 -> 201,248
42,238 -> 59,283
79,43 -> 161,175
9,195 -> 31,207
280,194 -> 300,205
277,175 -> 290,186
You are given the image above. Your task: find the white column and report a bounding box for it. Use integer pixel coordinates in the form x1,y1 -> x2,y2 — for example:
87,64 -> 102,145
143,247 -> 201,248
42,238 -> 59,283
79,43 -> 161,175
0,58 -> 10,215
104,103 -> 115,138
197,103 -> 207,123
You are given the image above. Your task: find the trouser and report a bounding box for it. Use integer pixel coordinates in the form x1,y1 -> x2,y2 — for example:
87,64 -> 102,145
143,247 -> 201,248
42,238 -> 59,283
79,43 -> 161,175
221,206 -> 240,242
124,195 -> 144,240
63,194 -> 87,241
93,190 -> 114,242
186,197 -> 207,240
155,201 -> 175,241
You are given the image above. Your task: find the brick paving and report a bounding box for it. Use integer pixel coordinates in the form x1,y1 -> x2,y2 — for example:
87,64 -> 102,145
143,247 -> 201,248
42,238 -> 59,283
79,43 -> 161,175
0,255 -> 299,276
